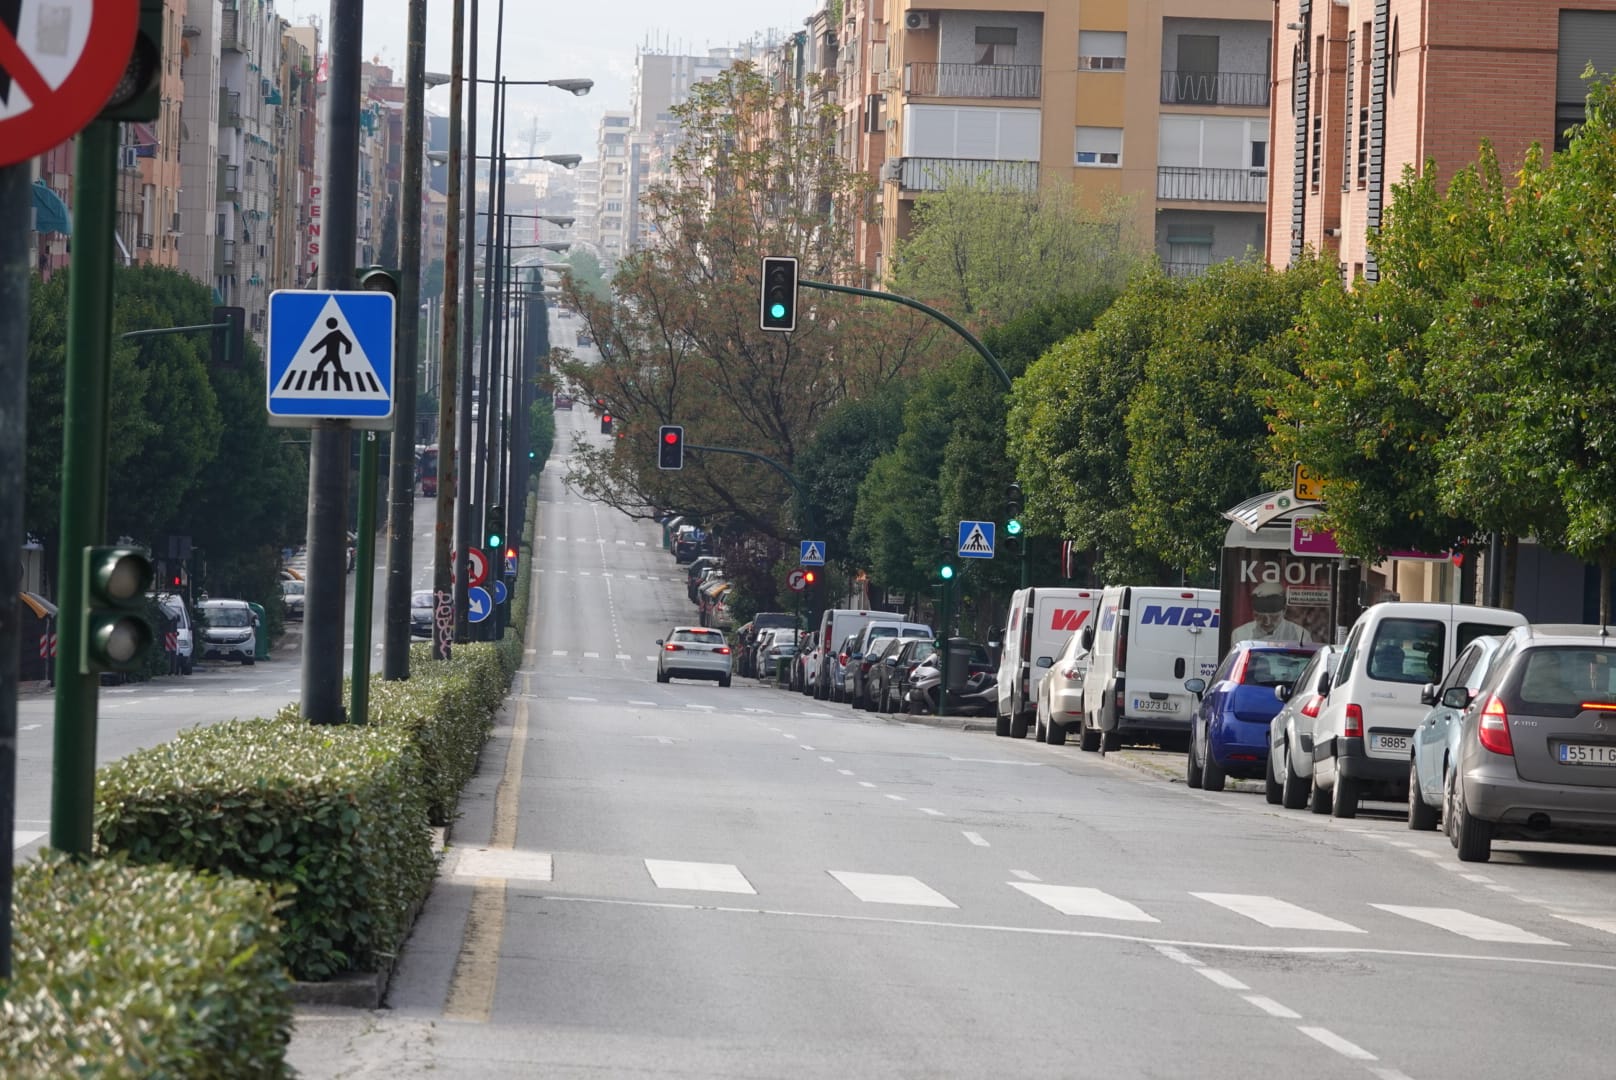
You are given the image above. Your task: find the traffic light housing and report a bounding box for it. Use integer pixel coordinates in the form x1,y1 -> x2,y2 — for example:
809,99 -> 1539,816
81,546 -> 156,674
357,265 -> 402,296
1005,482 -> 1025,553
939,563 -> 955,581
600,413 -> 613,435
211,306 -> 245,367
486,504 -> 505,550
760,256 -> 799,332
658,425 -> 685,470
802,569 -> 817,587
100,0 -> 164,122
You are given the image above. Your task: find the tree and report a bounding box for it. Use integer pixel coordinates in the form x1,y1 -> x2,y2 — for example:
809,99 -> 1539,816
562,249 -> 610,303
796,385 -> 909,574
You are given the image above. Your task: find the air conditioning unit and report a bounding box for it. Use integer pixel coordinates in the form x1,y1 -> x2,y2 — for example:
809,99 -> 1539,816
879,159 -> 902,183
904,11 -> 931,31
121,146 -> 140,169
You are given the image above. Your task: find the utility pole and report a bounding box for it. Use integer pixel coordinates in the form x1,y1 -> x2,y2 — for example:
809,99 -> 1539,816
383,0 -> 429,679
454,0 -> 481,642
431,0 -> 467,660
300,0 -> 364,723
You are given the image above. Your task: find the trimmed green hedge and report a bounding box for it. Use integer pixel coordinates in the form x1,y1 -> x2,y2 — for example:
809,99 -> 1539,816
3,853 -> 293,1078
95,718 -> 436,981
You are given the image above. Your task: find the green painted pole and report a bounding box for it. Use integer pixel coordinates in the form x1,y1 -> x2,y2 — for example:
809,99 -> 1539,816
50,121 -> 120,858
350,431 -> 380,724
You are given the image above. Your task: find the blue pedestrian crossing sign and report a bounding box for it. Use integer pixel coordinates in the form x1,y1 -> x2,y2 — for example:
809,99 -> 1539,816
266,290 -> 396,428
799,540 -> 826,566
467,585 -> 493,623
958,520 -> 996,559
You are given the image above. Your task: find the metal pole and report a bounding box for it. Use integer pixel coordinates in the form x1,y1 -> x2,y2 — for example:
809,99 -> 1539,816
50,121 -> 120,853
432,0 -> 465,660
302,0 -> 365,723
0,162 -> 32,978
474,76 -> 504,527
383,0 -> 429,679
938,582 -> 951,719
351,432 -> 380,720
454,0 -> 481,641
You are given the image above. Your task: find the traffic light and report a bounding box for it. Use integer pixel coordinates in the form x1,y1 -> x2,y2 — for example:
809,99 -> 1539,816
759,256 -> 799,332
81,546 -> 155,674
802,569 -> 817,586
939,563 -> 955,581
1005,482 -> 1024,554
211,306 -> 245,367
100,0 -> 164,122
357,265 -> 402,296
486,504 -> 505,550
658,425 -> 685,470
595,395 -> 607,411
600,413 -> 613,435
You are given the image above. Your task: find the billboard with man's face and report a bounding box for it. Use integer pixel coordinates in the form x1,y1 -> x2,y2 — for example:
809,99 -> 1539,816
1218,546 -> 1337,659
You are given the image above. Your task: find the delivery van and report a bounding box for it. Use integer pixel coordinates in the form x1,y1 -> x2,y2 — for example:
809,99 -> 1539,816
1079,586 -> 1221,752
995,587 -> 1101,738
813,609 -> 882,700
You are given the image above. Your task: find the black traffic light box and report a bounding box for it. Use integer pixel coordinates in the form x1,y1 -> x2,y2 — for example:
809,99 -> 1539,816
81,546 -> 156,674
486,504 -> 505,549
100,0 -> 165,122
600,413 -> 614,435
759,256 -> 799,332
1005,482 -> 1024,553
658,425 -> 685,470
212,306 -> 246,367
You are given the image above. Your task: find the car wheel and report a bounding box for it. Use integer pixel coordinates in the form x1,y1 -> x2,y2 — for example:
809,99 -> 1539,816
1202,732 -> 1226,792
1034,708 -> 1047,743
1331,773 -> 1359,819
1308,776 -> 1331,814
242,657 -> 255,666
1264,753 -> 1284,805
1048,715 -> 1067,747
1281,742 -> 1311,811
180,658 -> 193,675
995,714 -> 1011,737
1101,731 -> 1121,752
719,674 -> 731,688
1408,760 -> 1440,831
1447,768 -> 1493,862
1185,735 -> 1205,789
1079,720 -> 1100,753
1009,712 -> 1029,739
656,668 -> 669,684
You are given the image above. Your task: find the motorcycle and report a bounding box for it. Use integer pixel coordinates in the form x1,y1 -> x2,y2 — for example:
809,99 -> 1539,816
904,663 -> 998,717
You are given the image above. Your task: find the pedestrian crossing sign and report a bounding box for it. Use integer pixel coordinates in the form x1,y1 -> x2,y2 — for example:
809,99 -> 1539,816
799,540 -> 826,566
958,520 -> 996,559
266,290 -> 396,428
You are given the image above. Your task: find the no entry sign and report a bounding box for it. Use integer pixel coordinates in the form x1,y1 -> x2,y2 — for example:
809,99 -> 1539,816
0,0 -> 139,167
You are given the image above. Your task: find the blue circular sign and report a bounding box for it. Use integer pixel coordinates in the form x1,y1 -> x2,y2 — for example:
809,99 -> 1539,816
466,585 -> 493,623
492,579 -> 508,605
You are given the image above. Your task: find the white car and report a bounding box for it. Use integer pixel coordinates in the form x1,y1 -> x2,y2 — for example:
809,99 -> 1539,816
656,626 -> 733,686
1267,644 -> 1340,809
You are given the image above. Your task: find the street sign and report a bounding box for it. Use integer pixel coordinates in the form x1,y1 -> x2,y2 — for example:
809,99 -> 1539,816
266,290 -> 396,428
958,520 -> 995,559
466,585 -> 492,623
504,550 -> 517,575
799,540 -> 825,566
465,546 -> 489,588
787,569 -> 808,593
1293,462 -> 1326,503
0,1 -> 140,167
492,578 -> 508,605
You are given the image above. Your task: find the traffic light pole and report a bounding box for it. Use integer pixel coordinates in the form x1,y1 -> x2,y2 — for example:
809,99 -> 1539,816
431,0 -> 467,661
454,0 -> 481,643
350,432 -> 380,723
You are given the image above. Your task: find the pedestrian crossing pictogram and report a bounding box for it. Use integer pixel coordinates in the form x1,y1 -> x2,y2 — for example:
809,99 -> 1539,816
799,540 -> 826,566
266,290 -> 396,427
958,519 -> 996,558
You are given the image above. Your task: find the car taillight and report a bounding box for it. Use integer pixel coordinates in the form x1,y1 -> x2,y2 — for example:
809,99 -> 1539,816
838,652 -> 848,664
717,646 -> 731,655
664,643 -> 683,652
1061,667 -> 1081,679
1344,703 -> 1363,739
1300,694 -> 1323,719
1478,694 -> 1514,756
860,661 -> 872,673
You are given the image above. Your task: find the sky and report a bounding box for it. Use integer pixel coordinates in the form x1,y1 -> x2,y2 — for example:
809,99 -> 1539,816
279,0 -> 819,162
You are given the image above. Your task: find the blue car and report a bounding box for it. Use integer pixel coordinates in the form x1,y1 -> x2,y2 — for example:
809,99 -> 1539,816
1186,642 -> 1319,792
1408,634 -> 1506,831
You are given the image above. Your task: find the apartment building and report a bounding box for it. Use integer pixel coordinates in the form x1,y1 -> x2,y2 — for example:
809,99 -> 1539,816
572,159 -> 601,253
876,0 -> 1272,276
835,0 -> 891,284
122,0 -> 189,269
1267,0 -> 1616,281
595,111 -> 632,266
275,25 -> 321,290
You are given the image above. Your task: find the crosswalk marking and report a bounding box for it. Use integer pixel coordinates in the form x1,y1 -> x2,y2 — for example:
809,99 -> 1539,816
829,871 -> 957,909
13,830 -> 44,851
551,649 -> 568,656
583,651 -> 600,659
1009,883 -> 1158,923
644,860 -> 756,895
1193,893 -> 1365,933
1371,904 -> 1564,946
1552,913 -> 1616,937
616,653 -> 632,660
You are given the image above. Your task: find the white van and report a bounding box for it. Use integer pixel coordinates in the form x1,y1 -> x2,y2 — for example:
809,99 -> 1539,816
1079,586 -> 1221,752
1307,601 -> 1526,817
995,587 -> 1101,738
813,609 -> 882,700
156,593 -> 193,675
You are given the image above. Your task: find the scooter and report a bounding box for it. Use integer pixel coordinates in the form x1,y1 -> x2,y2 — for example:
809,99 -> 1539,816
905,665 -> 998,717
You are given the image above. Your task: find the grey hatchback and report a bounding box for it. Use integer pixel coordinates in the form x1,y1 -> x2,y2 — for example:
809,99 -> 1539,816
1448,624 -> 1616,862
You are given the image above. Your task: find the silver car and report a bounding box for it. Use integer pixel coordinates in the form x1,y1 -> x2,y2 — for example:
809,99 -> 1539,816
656,626 -> 733,686
1035,631 -> 1088,745
1266,644 -> 1340,809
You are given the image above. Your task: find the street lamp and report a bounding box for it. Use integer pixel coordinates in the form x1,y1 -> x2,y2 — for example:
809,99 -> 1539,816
426,150 -> 449,164
426,74 -> 593,97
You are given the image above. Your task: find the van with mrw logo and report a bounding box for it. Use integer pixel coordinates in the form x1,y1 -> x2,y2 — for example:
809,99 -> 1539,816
1079,586 -> 1221,752
995,587 -> 1101,739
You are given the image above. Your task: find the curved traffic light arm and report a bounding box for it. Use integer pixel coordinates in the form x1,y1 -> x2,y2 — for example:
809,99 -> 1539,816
684,443 -> 817,539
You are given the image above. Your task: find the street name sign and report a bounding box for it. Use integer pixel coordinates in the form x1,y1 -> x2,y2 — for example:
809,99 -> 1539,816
799,540 -> 825,566
266,290 -> 396,428
0,1 -> 138,166
958,520 -> 995,559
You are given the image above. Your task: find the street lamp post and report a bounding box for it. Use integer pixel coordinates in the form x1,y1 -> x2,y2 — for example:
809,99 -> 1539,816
430,0 -> 466,661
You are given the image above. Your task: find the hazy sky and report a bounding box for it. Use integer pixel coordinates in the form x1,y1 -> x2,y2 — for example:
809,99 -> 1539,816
280,0 -> 817,161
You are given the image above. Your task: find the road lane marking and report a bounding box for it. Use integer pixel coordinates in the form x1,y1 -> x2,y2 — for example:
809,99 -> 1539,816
1552,913 -> 1616,937
1195,967 -> 1249,991
829,871 -> 956,909
566,696 -> 598,703
616,654 -> 632,661
782,733 -> 796,739
838,769 -> 854,776
551,650 -> 568,656
1010,883 -> 1158,922
962,831 -> 989,847
919,808 -> 945,817
1244,995 -> 1301,1019
1296,1027 -> 1377,1061
858,781 -> 877,788
1150,944 -> 1201,966
450,849 -> 553,882
644,859 -> 756,895
583,651 -> 600,658
686,703 -> 715,710
628,700 -> 657,707
799,744 -> 815,751
1192,893 -> 1365,933
1370,905 -> 1563,945
1009,869 -> 1040,881
819,756 -> 835,763
163,688 -> 196,694
885,794 -> 906,802
801,711 -> 831,718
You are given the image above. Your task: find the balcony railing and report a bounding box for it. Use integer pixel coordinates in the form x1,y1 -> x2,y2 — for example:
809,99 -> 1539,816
221,7 -> 242,52
219,89 -> 242,128
904,62 -> 1041,99
1156,165 -> 1267,203
1160,69 -> 1269,107
900,157 -> 1039,193
137,232 -> 155,250
217,160 -> 240,197
1162,260 -> 1211,279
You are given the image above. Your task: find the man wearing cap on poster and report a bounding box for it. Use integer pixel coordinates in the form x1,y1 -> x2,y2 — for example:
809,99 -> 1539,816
1231,581 -> 1313,644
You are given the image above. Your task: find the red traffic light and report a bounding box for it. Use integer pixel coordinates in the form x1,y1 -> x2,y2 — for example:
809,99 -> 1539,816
803,569 -> 817,585
603,413 -> 613,423
663,430 -> 679,444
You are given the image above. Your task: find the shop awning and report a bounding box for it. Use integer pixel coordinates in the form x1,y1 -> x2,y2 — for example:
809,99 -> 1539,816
32,180 -> 70,236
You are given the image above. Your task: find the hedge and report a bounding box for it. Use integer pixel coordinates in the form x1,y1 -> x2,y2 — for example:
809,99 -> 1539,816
2,853 -> 293,1078
95,718 -> 436,982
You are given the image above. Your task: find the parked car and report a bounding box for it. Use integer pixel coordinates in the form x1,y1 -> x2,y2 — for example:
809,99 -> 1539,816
1445,624 -> 1616,862
410,590 -> 435,638
1186,642 -> 1319,791
1266,644 -> 1341,809
655,626 -> 732,686
685,556 -> 723,603
281,578 -> 305,621
554,393 -> 573,410
828,632 -> 860,702
845,619 -> 934,709
1034,630 -> 1090,745
1409,635 -> 1508,830
155,593 -> 194,675
756,631 -> 798,679
740,613 -> 799,677
196,599 -> 258,665
812,610 -> 883,700
860,636 -> 910,712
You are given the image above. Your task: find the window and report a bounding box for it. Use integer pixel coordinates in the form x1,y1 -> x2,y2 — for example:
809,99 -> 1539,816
1250,140 -> 1267,170
1079,30 -> 1126,71
1368,619 -> 1444,684
1165,227 -> 1212,274
1075,126 -> 1122,166
976,26 -> 1016,66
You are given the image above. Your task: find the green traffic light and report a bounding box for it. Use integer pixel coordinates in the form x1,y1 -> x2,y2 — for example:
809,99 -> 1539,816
939,565 -> 955,580
1006,518 -> 1023,536
489,533 -> 502,548
770,302 -> 786,319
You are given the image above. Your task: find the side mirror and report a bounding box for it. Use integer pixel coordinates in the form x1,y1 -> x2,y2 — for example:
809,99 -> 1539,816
1441,686 -> 1473,710
1080,626 -> 1095,651
1184,677 -> 1207,696
1275,683 -> 1293,702
1419,682 -> 1439,707
1035,656 -> 1054,668
1316,671 -> 1332,697
655,639 -> 663,646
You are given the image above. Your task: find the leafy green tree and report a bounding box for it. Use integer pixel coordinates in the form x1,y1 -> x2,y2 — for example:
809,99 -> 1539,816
562,249 -> 610,303
796,385 -> 908,573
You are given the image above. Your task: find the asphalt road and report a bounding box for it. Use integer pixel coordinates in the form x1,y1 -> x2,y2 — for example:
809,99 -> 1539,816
12,498 -> 439,860
288,405 -> 1616,1080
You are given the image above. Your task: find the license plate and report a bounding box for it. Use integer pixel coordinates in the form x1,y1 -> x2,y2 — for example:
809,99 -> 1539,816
1133,699 -> 1179,714
1558,743 -> 1616,766
1369,734 -> 1409,754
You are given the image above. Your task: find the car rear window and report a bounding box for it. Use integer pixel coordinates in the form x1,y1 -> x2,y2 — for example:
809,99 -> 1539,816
672,629 -> 725,644
1456,621 -> 1518,652
1241,650 -> 1316,687
901,628 -> 932,638
1508,646 -> 1616,712
1367,619 -> 1443,684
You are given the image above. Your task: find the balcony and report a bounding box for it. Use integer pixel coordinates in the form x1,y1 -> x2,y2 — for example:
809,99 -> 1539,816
137,232 -> 155,250
221,7 -> 242,52
219,89 -> 242,128
215,239 -> 237,275
904,62 -> 1041,99
1160,69 -> 1268,108
1162,260 -> 1210,279
899,157 -> 1039,193
1156,165 -> 1267,204
217,160 -> 240,198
